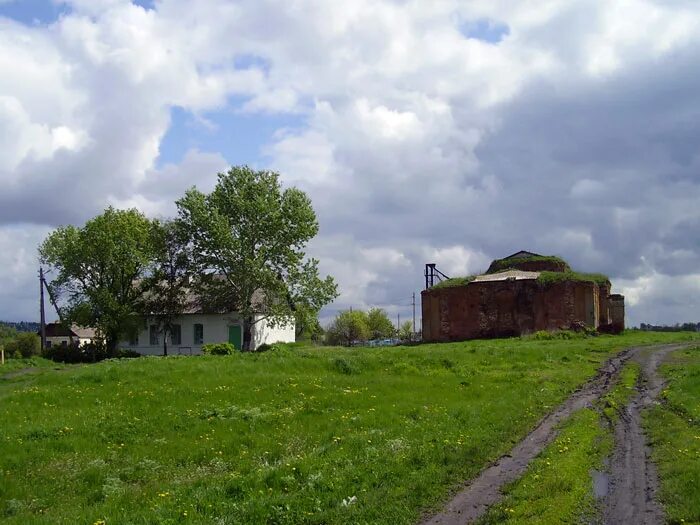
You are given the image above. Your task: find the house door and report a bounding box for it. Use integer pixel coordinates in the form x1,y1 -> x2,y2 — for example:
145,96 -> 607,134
228,325 -> 242,350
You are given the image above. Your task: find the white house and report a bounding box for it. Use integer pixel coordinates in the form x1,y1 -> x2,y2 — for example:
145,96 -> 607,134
40,323 -> 96,348
122,313 -> 295,355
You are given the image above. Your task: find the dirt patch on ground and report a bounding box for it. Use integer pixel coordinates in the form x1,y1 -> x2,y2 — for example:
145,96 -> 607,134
420,344 -> 687,525
602,344 -> 685,525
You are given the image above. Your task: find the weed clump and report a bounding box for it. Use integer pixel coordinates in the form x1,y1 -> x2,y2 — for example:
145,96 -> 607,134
202,343 -> 237,355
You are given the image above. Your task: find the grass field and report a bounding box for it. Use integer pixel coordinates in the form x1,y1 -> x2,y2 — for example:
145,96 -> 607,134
645,345 -> 700,525
0,331 -> 697,524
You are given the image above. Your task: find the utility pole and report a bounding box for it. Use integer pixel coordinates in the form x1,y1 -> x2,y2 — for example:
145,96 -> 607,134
412,292 -> 416,336
397,313 -> 400,332
39,267 -> 46,352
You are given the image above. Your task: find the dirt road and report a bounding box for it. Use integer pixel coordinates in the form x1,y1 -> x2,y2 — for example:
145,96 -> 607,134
602,344 -> 684,524
420,344 -> 686,525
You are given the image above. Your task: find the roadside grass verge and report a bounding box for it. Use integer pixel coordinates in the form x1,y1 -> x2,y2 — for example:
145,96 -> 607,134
0,332 -> 696,524
644,346 -> 700,525
599,361 -> 640,422
476,408 -> 611,524
0,357 -> 63,376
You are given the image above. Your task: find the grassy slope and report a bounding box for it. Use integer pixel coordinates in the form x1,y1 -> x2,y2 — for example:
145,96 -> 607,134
0,332 -> 696,525
645,346 -> 700,525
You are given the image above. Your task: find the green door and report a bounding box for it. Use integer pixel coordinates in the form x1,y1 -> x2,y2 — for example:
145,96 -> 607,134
228,325 -> 242,350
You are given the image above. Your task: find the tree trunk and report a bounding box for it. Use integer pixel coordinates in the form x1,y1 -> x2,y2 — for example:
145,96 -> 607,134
106,333 -> 118,356
243,316 -> 254,352
163,331 -> 168,357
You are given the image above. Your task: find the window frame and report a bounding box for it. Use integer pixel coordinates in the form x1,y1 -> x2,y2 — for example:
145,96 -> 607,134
193,323 -> 204,345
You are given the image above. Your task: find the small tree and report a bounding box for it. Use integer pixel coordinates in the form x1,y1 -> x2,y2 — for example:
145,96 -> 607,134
137,220 -> 193,356
398,320 -> 413,342
5,333 -> 41,358
39,207 -> 155,352
177,166 -> 338,351
367,308 -> 395,340
325,310 -> 370,346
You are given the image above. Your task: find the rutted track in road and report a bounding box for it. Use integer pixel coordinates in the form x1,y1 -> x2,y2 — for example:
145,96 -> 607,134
420,344 -> 686,525
602,344 -> 686,524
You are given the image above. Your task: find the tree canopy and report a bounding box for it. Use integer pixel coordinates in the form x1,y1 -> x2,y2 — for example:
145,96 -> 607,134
325,310 -> 370,346
39,207 -> 154,351
177,166 -> 338,350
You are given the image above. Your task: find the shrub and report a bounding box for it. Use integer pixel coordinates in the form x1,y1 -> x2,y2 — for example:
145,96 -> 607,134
5,333 -> 41,358
114,349 -> 141,359
202,343 -> 237,355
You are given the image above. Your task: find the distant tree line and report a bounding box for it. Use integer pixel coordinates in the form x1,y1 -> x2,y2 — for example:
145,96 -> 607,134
0,321 -> 40,333
638,322 -> 700,332
325,308 -> 413,346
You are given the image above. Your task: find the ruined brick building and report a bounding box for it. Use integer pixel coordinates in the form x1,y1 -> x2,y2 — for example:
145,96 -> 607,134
421,251 -> 625,342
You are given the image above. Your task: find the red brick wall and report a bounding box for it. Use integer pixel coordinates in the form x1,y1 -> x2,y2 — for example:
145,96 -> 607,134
422,279 -> 600,342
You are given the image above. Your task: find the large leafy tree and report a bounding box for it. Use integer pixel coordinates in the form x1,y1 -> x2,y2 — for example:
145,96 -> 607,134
367,307 -> 396,340
177,166 -> 338,351
325,310 -> 370,346
39,207 -> 154,351
137,219 -> 193,356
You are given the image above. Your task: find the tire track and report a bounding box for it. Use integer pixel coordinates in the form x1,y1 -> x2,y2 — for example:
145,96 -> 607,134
420,344 -> 686,525
602,344 -> 685,525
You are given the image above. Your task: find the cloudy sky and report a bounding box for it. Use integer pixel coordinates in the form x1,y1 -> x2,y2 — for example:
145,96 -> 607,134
1,0 -> 699,328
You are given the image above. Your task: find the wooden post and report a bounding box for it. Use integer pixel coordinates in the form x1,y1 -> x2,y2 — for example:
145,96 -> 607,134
39,267 -> 47,352
1,347 -> 4,365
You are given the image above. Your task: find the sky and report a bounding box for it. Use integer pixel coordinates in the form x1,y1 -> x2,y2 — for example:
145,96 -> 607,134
1,0 -> 699,328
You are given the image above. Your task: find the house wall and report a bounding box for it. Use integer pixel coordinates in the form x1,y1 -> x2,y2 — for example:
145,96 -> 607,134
46,336 -> 75,348
124,313 -> 241,355
122,313 -> 295,355
421,279 -> 601,342
252,315 -> 296,347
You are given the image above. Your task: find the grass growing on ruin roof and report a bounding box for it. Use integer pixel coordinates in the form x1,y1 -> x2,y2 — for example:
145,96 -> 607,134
644,346 -> 700,525
430,275 -> 476,289
537,270 -> 610,286
1,332 -> 698,524
486,255 -> 571,274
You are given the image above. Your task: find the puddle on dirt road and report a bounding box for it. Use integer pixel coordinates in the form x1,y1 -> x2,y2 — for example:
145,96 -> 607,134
591,470 -> 609,498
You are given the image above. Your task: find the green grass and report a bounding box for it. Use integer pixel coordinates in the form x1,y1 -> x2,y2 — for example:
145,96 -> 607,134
0,332 -> 697,524
644,346 -> 700,525
486,255 -> 571,274
476,408 -> 611,524
536,271 -> 610,286
0,357 -> 64,375
430,276 -> 476,289
599,362 -> 640,422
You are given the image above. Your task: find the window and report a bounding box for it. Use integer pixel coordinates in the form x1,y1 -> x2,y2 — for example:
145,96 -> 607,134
171,324 -> 182,346
149,325 -> 159,346
194,323 -> 204,345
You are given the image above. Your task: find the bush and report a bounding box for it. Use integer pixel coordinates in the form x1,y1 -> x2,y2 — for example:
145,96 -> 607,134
256,343 -> 275,353
5,333 -> 41,358
114,349 -> 141,359
202,343 -> 237,355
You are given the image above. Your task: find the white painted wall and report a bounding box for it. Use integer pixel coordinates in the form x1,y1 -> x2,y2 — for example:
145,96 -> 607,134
252,315 -> 296,347
45,336 -> 92,348
121,312 -> 295,355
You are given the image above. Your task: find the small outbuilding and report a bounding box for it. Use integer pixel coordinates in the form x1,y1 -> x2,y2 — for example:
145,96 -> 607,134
422,251 -> 625,342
